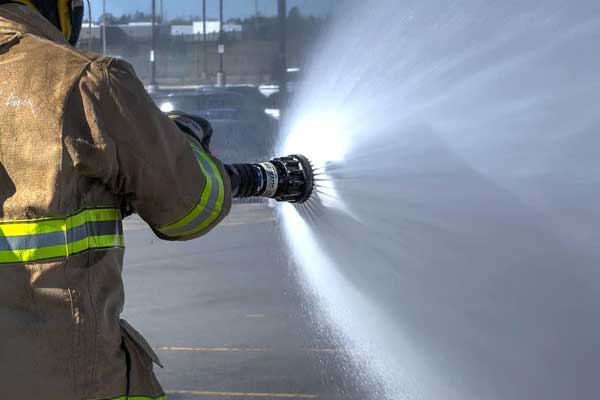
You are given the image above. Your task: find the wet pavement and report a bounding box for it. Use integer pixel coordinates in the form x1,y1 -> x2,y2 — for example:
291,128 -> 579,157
121,204 -> 372,400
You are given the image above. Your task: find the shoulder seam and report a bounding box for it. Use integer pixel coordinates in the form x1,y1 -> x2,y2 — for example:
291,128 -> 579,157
20,32 -> 98,63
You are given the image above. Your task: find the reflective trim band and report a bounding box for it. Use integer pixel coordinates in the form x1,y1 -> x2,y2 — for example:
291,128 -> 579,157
158,143 -> 225,238
0,208 -> 124,264
106,396 -> 166,400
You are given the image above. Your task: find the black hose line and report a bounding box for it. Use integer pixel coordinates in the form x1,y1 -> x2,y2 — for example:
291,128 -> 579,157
225,154 -> 314,204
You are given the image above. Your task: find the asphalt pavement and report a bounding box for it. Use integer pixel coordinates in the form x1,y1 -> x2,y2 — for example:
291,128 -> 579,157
121,204 -> 373,400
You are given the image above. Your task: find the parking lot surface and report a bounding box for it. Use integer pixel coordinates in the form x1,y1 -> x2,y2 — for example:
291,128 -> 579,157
122,204 -> 373,400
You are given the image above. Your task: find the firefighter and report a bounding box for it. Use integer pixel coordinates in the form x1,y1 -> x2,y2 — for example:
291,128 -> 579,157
0,1 -> 231,398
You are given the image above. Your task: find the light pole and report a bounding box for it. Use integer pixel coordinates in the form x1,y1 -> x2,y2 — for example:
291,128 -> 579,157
102,0 -> 107,56
149,0 -> 158,90
277,0 -> 287,116
202,0 -> 207,80
254,0 -> 259,38
217,0 -> 226,86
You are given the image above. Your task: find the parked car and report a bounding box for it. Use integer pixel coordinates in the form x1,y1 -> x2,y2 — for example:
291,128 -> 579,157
152,86 -> 278,164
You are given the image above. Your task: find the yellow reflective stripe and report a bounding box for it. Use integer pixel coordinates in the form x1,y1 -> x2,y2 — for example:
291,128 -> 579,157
158,143 -> 225,237
89,234 -> 125,249
0,208 -> 124,264
0,234 -> 125,264
173,150 -> 225,237
68,208 -> 121,226
0,244 -> 68,264
0,209 -> 121,237
161,154 -> 213,232
107,396 -> 166,400
0,219 -> 65,237
69,236 -> 89,255
0,235 -> 124,264
67,234 -> 124,255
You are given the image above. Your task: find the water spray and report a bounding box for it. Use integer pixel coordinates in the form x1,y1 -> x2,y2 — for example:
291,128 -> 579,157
225,154 -> 315,203
273,0 -> 600,399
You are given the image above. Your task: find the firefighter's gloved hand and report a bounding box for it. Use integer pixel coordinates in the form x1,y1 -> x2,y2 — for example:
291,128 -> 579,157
167,111 -> 213,153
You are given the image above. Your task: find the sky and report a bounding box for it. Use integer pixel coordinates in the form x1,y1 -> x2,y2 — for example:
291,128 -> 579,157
90,0 -> 335,20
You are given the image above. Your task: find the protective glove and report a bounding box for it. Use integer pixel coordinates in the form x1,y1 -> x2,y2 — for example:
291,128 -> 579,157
167,111 -> 213,153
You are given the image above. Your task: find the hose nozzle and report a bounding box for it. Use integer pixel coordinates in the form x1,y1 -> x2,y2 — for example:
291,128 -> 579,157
226,155 -> 314,204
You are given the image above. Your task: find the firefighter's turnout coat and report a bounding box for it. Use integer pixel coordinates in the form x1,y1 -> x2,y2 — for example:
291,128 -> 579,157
0,3 -> 231,399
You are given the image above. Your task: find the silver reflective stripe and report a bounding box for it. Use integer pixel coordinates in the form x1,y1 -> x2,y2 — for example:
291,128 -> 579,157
163,147 -> 221,236
0,220 -> 123,252
67,220 -> 124,243
0,231 -> 65,252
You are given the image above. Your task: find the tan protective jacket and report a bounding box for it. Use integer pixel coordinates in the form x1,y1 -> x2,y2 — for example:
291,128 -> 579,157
0,4 -> 231,399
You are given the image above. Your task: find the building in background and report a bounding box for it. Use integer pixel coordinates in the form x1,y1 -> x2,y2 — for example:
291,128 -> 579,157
81,21 -> 170,42
170,24 -> 193,36
78,23 -> 101,41
79,8 -> 327,86
171,21 -> 242,40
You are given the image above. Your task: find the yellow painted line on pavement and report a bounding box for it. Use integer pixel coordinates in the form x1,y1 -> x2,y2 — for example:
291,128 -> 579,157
158,346 -> 270,353
306,348 -> 340,353
222,218 -> 275,226
166,390 -> 319,398
158,346 -> 339,354
122,204 -> 272,222
245,313 -> 268,318
123,216 -> 274,231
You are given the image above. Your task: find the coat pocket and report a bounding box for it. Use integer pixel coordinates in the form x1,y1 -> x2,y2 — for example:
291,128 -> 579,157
119,319 -> 163,367
119,319 -> 165,397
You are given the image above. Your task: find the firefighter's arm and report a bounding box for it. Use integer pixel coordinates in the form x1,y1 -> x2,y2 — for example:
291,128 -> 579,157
65,58 -> 231,240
